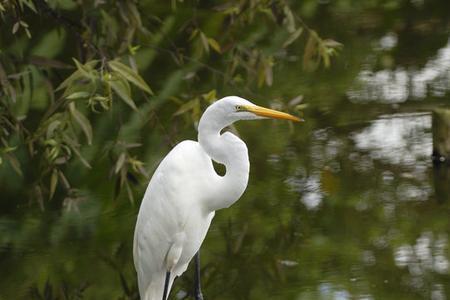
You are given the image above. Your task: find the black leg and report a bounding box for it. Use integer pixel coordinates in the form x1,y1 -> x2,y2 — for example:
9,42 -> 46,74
194,251 -> 204,300
163,271 -> 171,300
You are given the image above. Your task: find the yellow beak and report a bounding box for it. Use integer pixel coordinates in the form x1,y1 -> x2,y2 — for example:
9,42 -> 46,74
243,105 -> 303,122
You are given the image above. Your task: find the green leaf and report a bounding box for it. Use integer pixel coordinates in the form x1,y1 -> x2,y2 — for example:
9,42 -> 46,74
2,146 -> 17,153
66,91 -> 90,100
25,28 -> 31,38
207,38 -> 221,53
115,153 -> 126,174
46,120 -> 61,139
265,63 -> 273,86
283,5 -> 296,33
283,27 -> 303,48
199,32 -> 209,54
109,75 -> 137,110
5,154 -> 22,177
125,181 -> 134,204
58,170 -> 71,189
108,60 -> 153,94
12,22 -> 19,34
69,102 -> 93,145
303,31 -> 319,71
189,28 -> 199,41
19,21 -> 29,28
44,139 -> 58,147
62,134 -> 91,169
73,58 -> 95,80
203,90 -> 217,103
30,56 -> 72,69
56,60 -> 98,91
49,169 -> 58,200
173,99 -> 197,116
321,47 -> 330,68
56,71 -> 82,92
22,0 -> 37,13
322,39 -> 343,48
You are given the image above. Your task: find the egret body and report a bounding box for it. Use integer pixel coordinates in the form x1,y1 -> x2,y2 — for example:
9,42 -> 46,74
133,96 -> 300,300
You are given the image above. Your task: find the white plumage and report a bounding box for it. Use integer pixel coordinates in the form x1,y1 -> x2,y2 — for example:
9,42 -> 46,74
133,96 -> 300,299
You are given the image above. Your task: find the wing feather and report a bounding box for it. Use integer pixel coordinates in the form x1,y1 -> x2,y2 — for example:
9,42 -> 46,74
133,140 -> 217,298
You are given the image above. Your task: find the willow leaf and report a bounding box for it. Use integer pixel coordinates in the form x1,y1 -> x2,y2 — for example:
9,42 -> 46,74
56,60 -> 98,91
200,32 -> 209,54
115,153 -> 126,174
207,38 -> 221,53
73,58 -> 93,79
62,134 -> 91,169
109,75 -> 137,110
69,102 -> 93,145
283,27 -> 303,48
49,169 -> 58,199
66,91 -> 90,100
108,60 -> 153,95
5,154 -> 22,176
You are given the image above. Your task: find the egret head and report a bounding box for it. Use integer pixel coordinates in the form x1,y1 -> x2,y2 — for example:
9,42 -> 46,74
198,96 -> 302,165
211,96 -> 302,123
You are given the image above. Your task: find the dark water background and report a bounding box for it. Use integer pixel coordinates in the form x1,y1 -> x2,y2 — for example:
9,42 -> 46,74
1,1 -> 450,299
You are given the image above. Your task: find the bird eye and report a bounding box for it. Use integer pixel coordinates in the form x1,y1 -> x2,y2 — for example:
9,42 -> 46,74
235,105 -> 242,111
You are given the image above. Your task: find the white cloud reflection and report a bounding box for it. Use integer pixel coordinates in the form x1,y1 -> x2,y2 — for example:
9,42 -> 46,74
348,38 -> 450,103
352,113 -> 431,166
394,232 -> 449,276
379,32 -> 398,50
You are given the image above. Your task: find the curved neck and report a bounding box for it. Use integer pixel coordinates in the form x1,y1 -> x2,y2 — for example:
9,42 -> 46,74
198,111 -> 249,212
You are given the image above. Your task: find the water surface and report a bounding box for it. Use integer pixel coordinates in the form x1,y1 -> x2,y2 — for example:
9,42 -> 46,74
1,1 -> 450,299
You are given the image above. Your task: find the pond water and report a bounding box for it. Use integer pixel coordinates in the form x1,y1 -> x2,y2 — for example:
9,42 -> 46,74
1,2 -> 450,300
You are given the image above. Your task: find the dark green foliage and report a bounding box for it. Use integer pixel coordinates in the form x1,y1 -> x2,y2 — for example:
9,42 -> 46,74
2,1 -> 449,300
0,0 -> 340,206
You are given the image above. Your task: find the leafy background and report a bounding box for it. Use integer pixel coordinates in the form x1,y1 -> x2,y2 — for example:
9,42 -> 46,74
1,0 -> 449,299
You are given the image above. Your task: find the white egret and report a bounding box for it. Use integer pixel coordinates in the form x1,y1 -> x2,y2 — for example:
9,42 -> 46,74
133,96 -> 301,300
